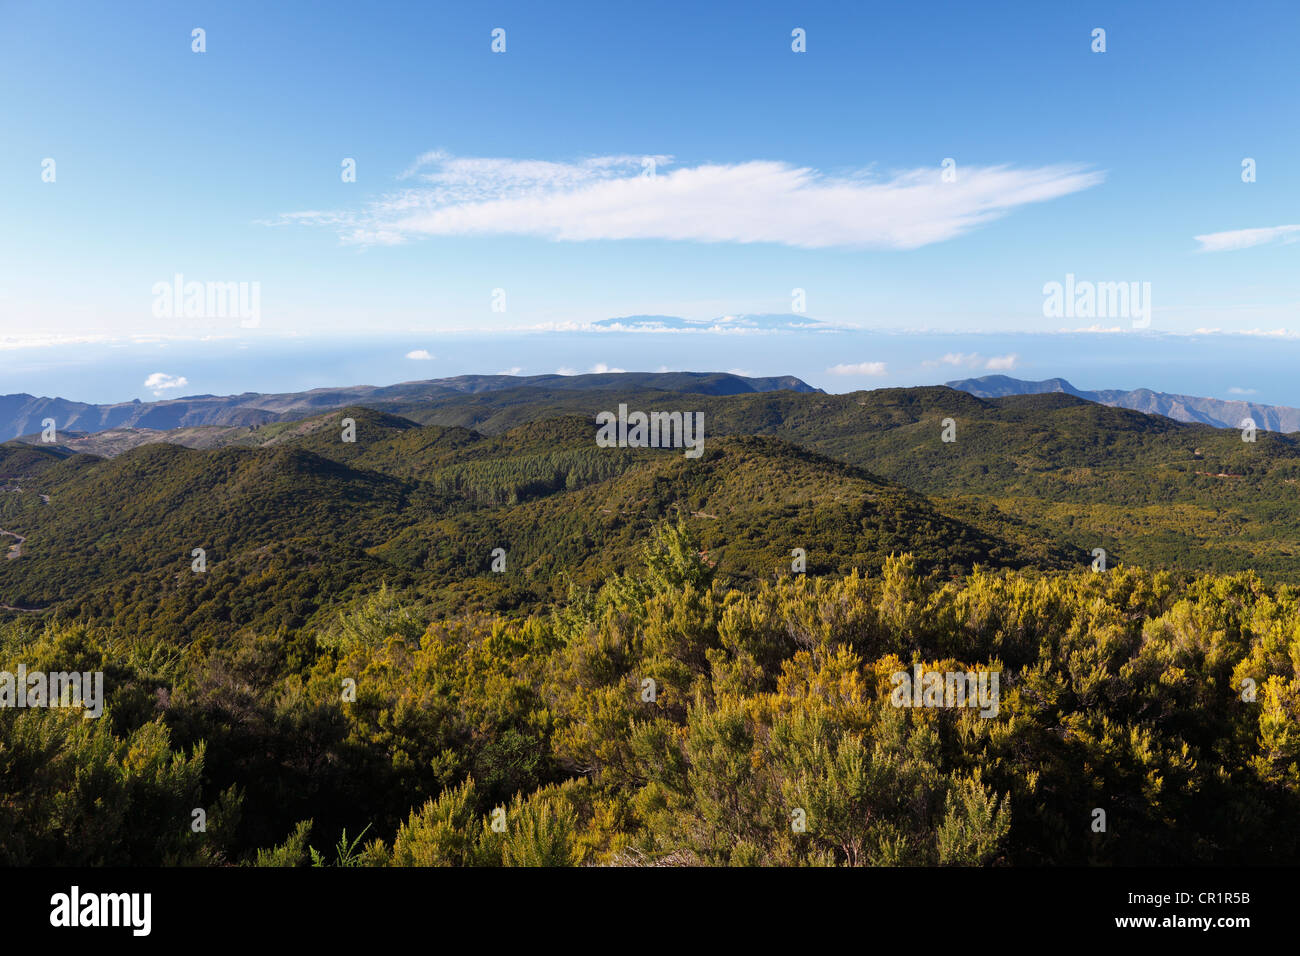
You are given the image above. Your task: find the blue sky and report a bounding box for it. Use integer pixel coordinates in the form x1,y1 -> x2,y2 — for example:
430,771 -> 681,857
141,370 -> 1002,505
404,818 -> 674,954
1,0 -> 1298,401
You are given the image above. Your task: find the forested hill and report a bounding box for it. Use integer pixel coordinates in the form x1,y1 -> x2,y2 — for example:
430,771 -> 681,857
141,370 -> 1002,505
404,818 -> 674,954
18,382 -> 1300,581
0,407 -> 1040,634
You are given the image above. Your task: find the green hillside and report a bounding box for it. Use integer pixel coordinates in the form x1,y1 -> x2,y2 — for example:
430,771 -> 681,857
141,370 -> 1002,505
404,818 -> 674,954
383,385 -> 1300,580
1,405 -> 1032,634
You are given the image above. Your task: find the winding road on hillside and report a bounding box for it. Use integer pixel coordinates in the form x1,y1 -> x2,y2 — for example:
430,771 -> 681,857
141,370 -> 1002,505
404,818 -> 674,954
0,484 -> 51,561
1,511 -> 42,610
1,485 -> 47,608
1,529 -> 25,560
0,484 -> 50,505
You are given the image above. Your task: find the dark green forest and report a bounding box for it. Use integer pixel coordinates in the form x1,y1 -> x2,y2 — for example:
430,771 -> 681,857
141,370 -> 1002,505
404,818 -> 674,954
2,383 -> 1298,865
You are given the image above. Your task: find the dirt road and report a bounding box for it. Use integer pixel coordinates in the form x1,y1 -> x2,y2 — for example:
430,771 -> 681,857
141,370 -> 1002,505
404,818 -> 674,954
1,529 -> 25,559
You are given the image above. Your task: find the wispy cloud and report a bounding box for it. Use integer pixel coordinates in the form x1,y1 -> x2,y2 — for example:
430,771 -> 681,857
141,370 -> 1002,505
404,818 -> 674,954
0,333 -> 117,350
984,353 -> 1018,371
551,313 -> 841,335
1192,327 -> 1299,338
1194,224 -> 1300,252
272,152 -> 1104,250
405,349 -> 435,360
828,361 -> 887,376
922,352 -> 981,368
921,351 -> 1016,370
1228,386 -> 1258,395
397,151 -> 671,191
144,372 -> 189,396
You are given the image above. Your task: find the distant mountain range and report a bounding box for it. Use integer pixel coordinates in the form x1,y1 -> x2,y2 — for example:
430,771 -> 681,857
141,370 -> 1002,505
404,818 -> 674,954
9,369 -> 1297,444
0,371 -> 820,440
946,375 -> 1300,433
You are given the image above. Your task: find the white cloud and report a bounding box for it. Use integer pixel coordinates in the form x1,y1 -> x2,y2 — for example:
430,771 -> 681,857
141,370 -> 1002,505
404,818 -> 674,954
499,366 -> 523,375
1193,327 -> 1298,338
405,349 -> 435,360
578,314 -> 837,334
589,363 -> 626,373
1194,224 -> 1300,252
274,152 -> 1104,250
920,351 -> 1015,371
1228,387 -> 1258,395
0,333 -> 117,350
922,352 -> 981,368
555,367 -> 578,376
144,372 -> 189,396
828,361 -> 887,376
397,151 -> 670,190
